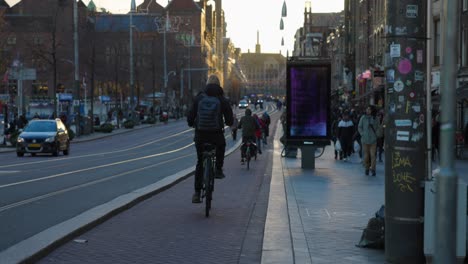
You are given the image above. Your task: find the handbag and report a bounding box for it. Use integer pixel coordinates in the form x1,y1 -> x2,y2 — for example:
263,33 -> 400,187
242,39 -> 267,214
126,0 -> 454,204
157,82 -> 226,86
354,140 -> 361,152
335,140 -> 342,152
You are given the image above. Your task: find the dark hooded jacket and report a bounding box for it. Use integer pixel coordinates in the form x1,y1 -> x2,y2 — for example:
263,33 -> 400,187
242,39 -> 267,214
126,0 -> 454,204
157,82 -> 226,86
187,83 -> 233,133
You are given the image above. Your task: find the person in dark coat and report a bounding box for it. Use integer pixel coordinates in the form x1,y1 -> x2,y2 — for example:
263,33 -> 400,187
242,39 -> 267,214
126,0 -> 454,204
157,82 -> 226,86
337,112 -> 355,161
187,74 -> 233,203
238,108 -> 259,164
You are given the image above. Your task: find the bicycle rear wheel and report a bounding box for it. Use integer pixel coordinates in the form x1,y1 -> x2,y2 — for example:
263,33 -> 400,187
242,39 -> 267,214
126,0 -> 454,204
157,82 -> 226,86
246,147 -> 251,170
204,158 -> 212,217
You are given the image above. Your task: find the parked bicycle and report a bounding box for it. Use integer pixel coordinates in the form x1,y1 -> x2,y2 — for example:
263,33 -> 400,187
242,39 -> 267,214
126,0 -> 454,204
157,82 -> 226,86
201,143 -> 216,217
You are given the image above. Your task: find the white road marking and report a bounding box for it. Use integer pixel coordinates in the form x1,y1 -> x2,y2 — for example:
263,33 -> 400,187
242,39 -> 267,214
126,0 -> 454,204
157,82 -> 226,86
0,153 -> 193,212
0,129 -> 193,169
0,143 -> 194,189
0,171 -> 21,174
324,209 -> 331,219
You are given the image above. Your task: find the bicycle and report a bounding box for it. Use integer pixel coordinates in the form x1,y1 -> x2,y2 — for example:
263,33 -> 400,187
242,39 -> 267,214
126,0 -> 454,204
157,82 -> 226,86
243,140 -> 257,170
201,143 -> 216,217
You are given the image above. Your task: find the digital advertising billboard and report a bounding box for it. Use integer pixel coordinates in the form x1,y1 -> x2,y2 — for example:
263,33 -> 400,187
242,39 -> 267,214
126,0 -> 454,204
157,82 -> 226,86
286,58 -> 331,146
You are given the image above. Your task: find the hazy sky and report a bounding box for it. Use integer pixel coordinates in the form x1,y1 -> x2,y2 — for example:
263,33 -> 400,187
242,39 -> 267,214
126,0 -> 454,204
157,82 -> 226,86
6,0 -> 344,54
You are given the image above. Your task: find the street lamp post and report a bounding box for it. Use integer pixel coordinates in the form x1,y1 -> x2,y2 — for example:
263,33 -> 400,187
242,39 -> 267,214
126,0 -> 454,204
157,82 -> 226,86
163,12 -> 170,108
129,0 -> 136,119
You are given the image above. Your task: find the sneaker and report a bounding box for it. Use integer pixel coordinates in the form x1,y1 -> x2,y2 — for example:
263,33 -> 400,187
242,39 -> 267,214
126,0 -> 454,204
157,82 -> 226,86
215,169 -> 225,179
365,169 -> 369,176
192,191 -> 201,203
371,170 -> 376,176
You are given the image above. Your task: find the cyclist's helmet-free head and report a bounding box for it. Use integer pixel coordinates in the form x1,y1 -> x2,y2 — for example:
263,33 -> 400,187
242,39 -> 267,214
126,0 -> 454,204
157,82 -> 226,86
245,108 -> 252,116
206,74 -> 221,86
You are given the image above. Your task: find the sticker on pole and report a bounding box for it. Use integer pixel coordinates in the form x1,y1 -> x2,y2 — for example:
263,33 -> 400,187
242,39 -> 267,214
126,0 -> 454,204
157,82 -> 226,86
406,5 -> 418,18
394,81 -> 404,92
390,43 -> 401,58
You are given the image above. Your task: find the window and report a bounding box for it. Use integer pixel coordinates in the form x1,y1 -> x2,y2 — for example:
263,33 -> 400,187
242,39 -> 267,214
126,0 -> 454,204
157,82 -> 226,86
434,20 -> 441,65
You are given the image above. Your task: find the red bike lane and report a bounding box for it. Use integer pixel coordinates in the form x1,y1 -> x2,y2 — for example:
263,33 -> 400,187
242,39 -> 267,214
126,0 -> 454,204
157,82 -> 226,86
37,114 -> 280,264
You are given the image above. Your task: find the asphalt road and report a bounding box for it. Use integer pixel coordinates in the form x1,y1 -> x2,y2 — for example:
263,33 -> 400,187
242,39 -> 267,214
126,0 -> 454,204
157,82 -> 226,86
0,103 -> 277,253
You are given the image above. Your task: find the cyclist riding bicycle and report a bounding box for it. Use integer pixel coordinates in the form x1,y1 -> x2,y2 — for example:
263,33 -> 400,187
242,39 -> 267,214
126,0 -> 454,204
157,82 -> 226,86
187,74 -> 233,203
238,108 -> 259,164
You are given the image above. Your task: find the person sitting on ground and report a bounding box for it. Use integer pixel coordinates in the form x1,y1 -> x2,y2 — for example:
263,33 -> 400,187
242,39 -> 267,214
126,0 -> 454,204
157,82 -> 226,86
238,108 -> 259,164
187,74 -> 233,203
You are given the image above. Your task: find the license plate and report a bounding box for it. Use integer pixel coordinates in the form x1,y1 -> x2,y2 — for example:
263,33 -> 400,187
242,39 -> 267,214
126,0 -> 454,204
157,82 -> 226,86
28,143 -> 41,148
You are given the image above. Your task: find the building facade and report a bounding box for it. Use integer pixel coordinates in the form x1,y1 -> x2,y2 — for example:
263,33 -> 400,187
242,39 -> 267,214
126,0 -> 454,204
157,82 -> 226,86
238,32 -> 286,100
0,0 -> 232,120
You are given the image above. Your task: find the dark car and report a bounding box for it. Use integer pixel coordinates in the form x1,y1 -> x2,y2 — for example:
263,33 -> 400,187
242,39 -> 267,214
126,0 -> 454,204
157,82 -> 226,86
16,118 -> 70,157
238,99 -> 249,109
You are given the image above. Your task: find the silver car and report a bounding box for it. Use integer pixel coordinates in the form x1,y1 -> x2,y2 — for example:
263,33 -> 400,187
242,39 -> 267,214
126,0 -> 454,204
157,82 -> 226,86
238,100 -> 249,109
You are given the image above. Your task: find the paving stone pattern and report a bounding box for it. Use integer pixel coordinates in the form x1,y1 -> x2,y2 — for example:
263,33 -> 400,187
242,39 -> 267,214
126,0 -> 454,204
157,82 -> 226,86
283,146 -> 386,264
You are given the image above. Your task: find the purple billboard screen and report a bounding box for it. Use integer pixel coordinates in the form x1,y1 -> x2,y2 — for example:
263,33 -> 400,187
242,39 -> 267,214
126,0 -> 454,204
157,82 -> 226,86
286,62 -> 331,142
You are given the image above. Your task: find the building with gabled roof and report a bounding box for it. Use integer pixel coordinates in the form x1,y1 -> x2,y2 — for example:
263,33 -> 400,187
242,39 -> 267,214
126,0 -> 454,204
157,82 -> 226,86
238,31 -> 286,98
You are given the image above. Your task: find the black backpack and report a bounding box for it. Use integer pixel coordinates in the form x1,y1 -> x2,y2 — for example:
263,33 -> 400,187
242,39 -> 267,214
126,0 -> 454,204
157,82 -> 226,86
195,93 -> 222,131
356,205 -> 385,249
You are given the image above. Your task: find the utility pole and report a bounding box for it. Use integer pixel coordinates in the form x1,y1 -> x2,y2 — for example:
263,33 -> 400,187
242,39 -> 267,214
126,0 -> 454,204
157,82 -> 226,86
384,1 -> 427,263
73,0 -> 80,136
130,0 -> 136,118
434,0 -> 459,262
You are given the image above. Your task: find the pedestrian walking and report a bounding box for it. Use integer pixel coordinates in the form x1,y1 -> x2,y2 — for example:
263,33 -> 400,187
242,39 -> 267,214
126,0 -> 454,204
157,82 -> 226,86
231,113 -> 238,141
337,112 -> 354,161
331,112 -> 342,159
261,111 -> 270,144
358,105 -> 378,176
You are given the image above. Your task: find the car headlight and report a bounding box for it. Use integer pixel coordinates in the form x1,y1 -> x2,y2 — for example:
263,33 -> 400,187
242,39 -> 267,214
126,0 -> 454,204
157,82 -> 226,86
45,136 -> 56,142
17,137 -> 24,143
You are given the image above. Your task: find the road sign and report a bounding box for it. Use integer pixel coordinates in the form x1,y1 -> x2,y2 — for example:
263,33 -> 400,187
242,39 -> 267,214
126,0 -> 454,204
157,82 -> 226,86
7,68 -> 36,80
23,68 -> 36,80
0,94 -> 10,102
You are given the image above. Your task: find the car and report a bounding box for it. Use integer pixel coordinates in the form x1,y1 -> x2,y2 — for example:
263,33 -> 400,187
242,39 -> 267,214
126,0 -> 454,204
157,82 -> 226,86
238,100 -> 249,109
16,118 -> 70,157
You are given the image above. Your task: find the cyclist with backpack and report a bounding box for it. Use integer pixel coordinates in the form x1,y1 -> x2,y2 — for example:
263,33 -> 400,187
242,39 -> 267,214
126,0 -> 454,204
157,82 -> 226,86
187,74 -> 233,203
238,108 -> 259,164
